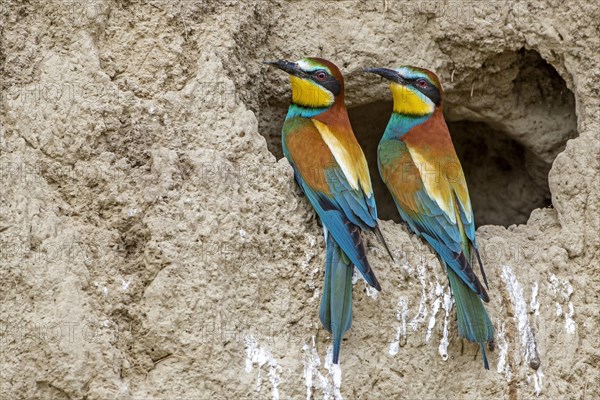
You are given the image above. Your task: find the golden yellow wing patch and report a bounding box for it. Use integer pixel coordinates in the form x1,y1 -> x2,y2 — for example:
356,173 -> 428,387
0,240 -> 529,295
406,146 -> 456,223
451,179 -> 473,223
312,119 -> 373,195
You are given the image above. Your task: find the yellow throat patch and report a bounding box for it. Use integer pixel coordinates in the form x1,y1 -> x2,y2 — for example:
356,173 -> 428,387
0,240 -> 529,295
290,75 -> 334,108
390,82 -> 435,115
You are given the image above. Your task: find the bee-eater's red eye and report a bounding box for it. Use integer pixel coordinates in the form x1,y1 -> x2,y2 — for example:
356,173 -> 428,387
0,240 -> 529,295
417,78 -> 428,88
316,71 -> 327,81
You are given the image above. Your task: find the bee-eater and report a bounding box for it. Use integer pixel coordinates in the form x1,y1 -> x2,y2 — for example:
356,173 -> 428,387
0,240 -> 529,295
265,58 -> 392,364
365,66 -> 494,368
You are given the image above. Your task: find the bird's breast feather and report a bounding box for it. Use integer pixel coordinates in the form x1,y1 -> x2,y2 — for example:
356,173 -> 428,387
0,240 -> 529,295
284,118 -> 335,194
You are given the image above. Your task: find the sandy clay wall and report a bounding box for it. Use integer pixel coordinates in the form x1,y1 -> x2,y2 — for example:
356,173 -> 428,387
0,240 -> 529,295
1,1 -> 599,399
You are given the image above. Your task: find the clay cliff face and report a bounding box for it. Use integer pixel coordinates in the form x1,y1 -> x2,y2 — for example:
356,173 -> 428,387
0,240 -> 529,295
1,1 -> 598,399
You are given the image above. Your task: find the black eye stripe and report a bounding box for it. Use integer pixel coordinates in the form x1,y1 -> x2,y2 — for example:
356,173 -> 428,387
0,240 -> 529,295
409,78 -> 441,106
307,70 -> 341,96
409,77 -> 428,85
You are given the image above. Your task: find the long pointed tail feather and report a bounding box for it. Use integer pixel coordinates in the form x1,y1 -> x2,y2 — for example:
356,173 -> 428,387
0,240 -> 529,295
472,244 -> 490,289
447,267 -> 494,369
374,226 -> 395,262
480,343 -> 490,370
319,234 -> 353,364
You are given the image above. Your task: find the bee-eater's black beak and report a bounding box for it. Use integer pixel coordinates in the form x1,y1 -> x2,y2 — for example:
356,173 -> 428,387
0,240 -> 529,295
364,68 -> 406,85
263,60 -> 304,77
